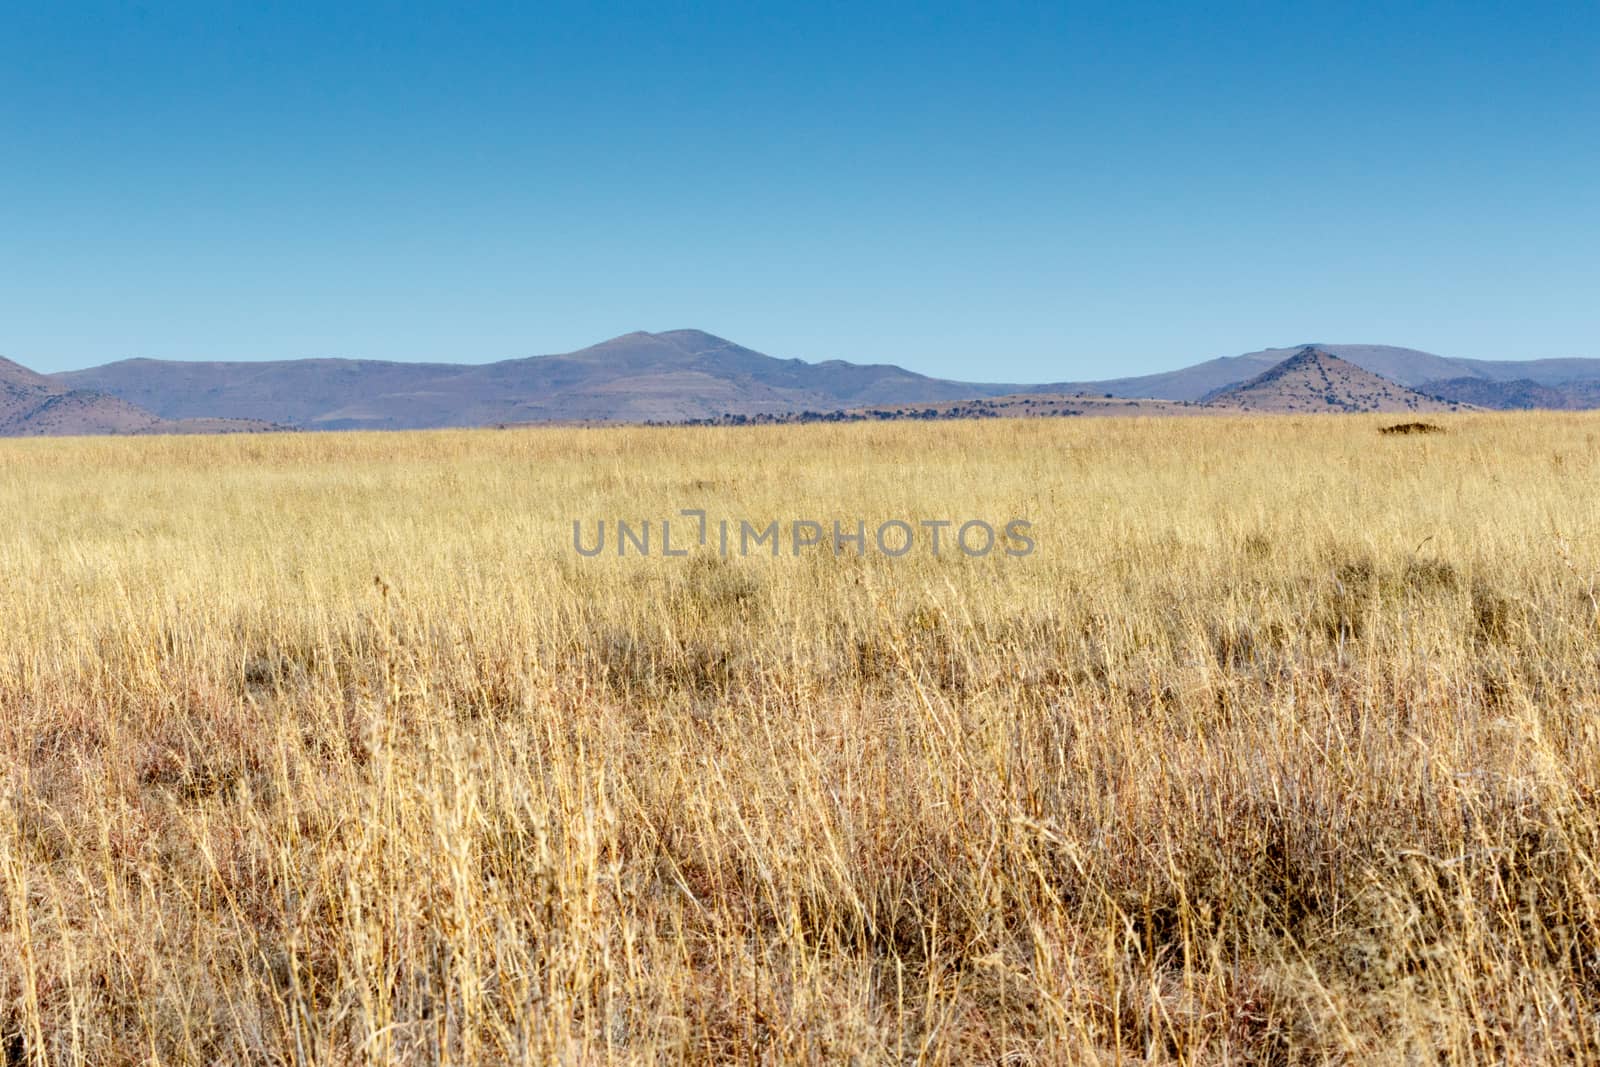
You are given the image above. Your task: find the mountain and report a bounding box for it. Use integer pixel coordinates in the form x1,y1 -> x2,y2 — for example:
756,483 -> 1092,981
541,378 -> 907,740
1227,344 -> 1473,388
1030,344 -> 1456,401
2,355 -> 163,435
4,354 -> 166,435
1043,344 -> 1600,404
1202,347 -> 1465,414
1420,377 -> 1600,411
1429,357 -> 1600,385
54,330 -> 1023,429
2,355 -> 278,437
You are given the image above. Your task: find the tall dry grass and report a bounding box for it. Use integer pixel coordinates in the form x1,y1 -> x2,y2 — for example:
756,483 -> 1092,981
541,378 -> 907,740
2,413 -> 1600,1063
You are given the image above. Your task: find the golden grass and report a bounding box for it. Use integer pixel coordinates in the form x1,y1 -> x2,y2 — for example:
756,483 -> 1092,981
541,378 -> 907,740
2,413 -> 1600,1064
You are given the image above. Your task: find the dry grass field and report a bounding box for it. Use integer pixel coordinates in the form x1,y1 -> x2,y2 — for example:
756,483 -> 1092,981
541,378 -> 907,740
4,414 -> 1600,1064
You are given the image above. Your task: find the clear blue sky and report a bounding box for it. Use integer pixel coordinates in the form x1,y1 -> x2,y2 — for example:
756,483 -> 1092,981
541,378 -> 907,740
2,1 -> 1596,379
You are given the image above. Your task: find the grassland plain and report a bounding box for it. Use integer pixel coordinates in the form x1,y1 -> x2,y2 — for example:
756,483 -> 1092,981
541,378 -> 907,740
2,414 -> 1600,1064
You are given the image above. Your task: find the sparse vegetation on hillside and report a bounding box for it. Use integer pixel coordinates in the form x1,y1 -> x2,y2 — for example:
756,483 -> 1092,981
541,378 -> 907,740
674,391 -> 1203,426
1204,347 -> 1467,414
3,414 -> 1600,1063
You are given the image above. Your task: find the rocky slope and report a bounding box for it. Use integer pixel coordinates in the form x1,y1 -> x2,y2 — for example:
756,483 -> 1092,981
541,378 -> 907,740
1202,347 -> 1466,414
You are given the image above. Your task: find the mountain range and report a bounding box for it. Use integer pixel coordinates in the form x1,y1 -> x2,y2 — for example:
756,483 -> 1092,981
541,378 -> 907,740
51,330 -> 1016,430
0,331 -> 1596,436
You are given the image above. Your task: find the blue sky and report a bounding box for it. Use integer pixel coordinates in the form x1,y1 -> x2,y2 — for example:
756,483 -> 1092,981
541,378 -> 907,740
2,2 -> 1596,379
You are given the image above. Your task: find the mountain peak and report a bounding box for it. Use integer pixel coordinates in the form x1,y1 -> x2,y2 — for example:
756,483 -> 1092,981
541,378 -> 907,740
564,329 -> 748,369
1,355 -> 52,388
1257,345 -> 1345,376
654,328 -> 734,348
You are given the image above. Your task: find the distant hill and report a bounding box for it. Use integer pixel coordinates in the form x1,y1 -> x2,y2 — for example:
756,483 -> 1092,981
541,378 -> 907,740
1041,344 -> 1600,405
2,357 -> 163,435
1229,344 -> 1473,388
1420,376 -> 1600,410
55,330 -> 1023,429
1202,347 -> 1465,414
2,355 -> 278,437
